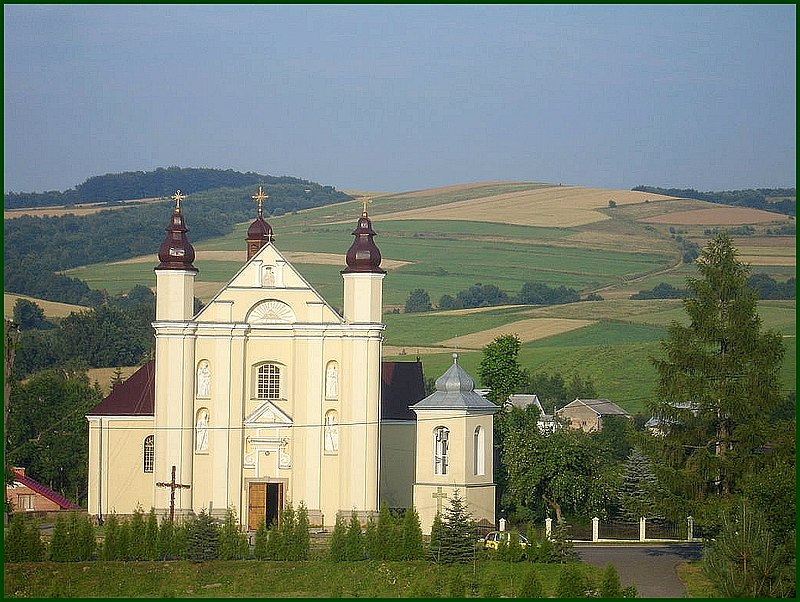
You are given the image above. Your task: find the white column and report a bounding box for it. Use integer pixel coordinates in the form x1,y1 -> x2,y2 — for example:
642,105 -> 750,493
592,516 -> 599,541
639,516 -> 647,541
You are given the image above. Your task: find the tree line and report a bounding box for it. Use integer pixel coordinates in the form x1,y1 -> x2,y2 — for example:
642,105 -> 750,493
631,274 -> 795,300
632,185 -> 796,216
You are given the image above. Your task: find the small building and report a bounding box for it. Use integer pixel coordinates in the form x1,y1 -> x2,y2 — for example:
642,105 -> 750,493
555,398 -> 629,432
6,467 -> 78,512
645,401 -> 698,436
504,394 -> 557,434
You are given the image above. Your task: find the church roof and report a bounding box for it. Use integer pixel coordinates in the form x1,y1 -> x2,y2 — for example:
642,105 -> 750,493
410,354 -> 499,412
341,209 -> 386,274
155,192 -> 197,272
381,361 -> 426,421
86,360 -> 155,416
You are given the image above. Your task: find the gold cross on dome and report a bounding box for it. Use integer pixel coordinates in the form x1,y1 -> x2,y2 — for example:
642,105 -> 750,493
251,185 -> 268,218
359,196 -> 371,216
171,190 -> 186,211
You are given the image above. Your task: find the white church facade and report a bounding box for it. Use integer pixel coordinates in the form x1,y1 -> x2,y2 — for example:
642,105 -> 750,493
86,190 -> 497,533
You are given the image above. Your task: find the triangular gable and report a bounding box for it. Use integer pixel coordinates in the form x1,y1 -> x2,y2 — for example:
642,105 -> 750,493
194,243 -> 343,324
243,400 -> 293,428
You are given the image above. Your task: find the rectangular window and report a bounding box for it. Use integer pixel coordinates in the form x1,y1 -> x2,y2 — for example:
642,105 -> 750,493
257,364 -> 281,399
143,435 -> 154,473
18,494 -> 34,510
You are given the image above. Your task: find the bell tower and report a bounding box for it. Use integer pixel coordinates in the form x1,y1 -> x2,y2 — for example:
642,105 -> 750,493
341,198 -> 386,323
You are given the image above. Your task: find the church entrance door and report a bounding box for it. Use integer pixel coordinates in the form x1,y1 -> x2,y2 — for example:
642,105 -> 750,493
248,482 -> 283,531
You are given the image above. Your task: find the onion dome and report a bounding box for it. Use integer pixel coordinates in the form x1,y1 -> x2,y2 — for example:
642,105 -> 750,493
246,185 -> 275,260
155,191 -> 197,272
409,354 -> 499,411
341,208 -> 386,274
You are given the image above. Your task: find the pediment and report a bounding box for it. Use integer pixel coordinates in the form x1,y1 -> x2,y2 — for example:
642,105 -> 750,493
243,400 -> 293,428
246,299 -> 296,324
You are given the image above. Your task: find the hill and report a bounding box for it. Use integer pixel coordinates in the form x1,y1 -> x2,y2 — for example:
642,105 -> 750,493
62,180 -> 795,414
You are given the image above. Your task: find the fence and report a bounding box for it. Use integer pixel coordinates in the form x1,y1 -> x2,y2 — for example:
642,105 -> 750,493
545,516 -> 700,543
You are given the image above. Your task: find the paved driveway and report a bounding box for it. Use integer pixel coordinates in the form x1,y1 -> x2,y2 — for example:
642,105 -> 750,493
576,543 -> 704,598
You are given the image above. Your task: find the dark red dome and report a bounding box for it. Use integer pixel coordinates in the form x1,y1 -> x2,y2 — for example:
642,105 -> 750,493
247,217 -> 274,241
342,213 -> 385,274
155,207 -> 197,272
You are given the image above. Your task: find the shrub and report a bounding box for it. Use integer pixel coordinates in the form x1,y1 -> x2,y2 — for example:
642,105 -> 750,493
327,514 -> 347,561
556,563 -> 591,597
344,511 -> 365,561
293,502 -> 310,561
447,568 -> 466,598
4,513 -> 44,562
517,566 -> 544,598
219,507 -> 249,560
599,563 -> 623,597
128,505 -> 147,560
144,508 -> 159,560
400,505 -> 425,560
253,519 -> 269,560
48,514 -> 71,561
428,512 -> 445,562
185,510 -> 219,561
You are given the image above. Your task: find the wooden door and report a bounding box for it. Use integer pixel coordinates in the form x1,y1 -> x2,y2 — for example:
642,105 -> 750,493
248,482 -> 266,531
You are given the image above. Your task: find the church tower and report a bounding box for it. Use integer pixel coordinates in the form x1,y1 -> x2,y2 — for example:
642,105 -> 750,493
245,185 -> 274,260
341,199 -> 386,323
410,354 -> 498,534
152,190 -> 198,519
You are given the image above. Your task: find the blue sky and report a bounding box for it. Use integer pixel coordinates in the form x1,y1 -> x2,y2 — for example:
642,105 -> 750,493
4,4 -> 796,194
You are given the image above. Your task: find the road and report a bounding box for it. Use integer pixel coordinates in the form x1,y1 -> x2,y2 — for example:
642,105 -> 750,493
576,543 -> 703,598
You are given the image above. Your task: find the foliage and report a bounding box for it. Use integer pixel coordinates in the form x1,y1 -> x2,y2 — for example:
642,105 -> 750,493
437,489 -> 476,564
517,281 -> 580,305
372,501 -> 399,560
101,513 -> 121,560
599,563 -> 623,597
343,512 -> 365,560
503,425 -> 616,523
185,510 -> 219,561
12,299 -> 52,330
404,288 -> 432,313
517,566 -> 544,597
447,567 -> 466,597
293,502 -> 311,561
632,185 -> 796,217
48,514 -> 71,562
144,507 -> 159,560
550,521 -> 578,562
747,274 -> 796,300
48,513 -> 95,562
6,369 -> 102,505
522,370 -> 598,414
428,511 -> 445,562
646,233 -> 786,522
128,504 -> 147,560
4,512 -> 45,562
616,447 -> 660,521
253,519 -> 269,560
156,515 -> 179,560
555,562 -> 592,597
478,334 -> 525,405
630,282 -> 689,300
702,500 -> 795,597
218,507 -> 249,560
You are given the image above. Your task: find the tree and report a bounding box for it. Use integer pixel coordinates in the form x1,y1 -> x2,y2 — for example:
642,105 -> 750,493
128,504 -> 147,560
144,507 -> 159,560
253,519 -> 269,560
517,566 -> 544,597
427,512 -> 445,562
12,299 -> 50,330
156,514 -> 176,560
478,334 -> 525,405
219,507 -> 249,560
344,511 -> 365,560
185,510 -> 219,561
293,502 -> 310,560
438,294 -> 459,310
646,233 -> 786,521
327,514 -> 347,561
374,500 -> 398,560
556,563 -> 591,597
404,289 -> 432,313
439,489 -> 476,564
102,513 -> 120,560
399,506 -> 425,560
503,426 -> 616,523
48,514 -> 71,561
617,447 -> 660,521
599,563 -> 623,597
4,513 -> 44,562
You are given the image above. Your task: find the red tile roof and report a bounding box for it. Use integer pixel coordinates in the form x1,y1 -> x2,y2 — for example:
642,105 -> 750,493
86,360 -> 155,416
12,468 -> 77,510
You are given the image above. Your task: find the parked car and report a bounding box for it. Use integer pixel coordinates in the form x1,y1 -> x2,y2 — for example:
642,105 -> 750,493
483,530 -> 528,550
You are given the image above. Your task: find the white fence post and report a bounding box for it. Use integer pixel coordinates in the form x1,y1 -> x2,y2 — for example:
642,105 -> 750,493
639,517 -> 646,541
545,517 -> 552,539
687,516 -> 694,541
499,518 -> 506,532
592,516 -> 599,542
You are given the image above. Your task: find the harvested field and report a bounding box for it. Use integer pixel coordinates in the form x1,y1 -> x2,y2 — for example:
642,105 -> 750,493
87,366 -> 142,395
436,317 -> 596,349
641,206 -> 789,225
382,181 -> 518,199
4,293 -> 88,318
110,250 -> 412,270
739,254 -> 796,266
4,197 -> 163,219
373,186 -> 679,228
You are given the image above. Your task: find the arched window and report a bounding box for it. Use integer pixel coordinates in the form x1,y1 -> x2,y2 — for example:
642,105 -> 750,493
433,426 -> 449,475
473,426 -> 485,476
257,364 -> 281,399
143,435 -> 154,473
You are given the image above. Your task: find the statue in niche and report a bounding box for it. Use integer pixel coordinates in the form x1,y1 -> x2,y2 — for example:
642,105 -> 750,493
324,411 -> 339,452
325,363 -> 338,399
195,409 -> 209,452
263,266 -> 275,287
197,361 -> 211,398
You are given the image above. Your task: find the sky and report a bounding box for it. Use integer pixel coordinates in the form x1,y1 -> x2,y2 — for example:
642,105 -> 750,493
4,4 -> 796,195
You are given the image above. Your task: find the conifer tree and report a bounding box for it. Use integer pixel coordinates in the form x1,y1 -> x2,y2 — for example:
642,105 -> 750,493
363,516 -> 379,560
156,514 -> 174,560
128,505 -> 147,560
117,518 -> 131,560
185,510 -> 219,561
647,233 -> 786,521
253,519 -> 269,560
440,489 -> 476,564
76,514 -> 96,561
294,502 -> 310,561
172,520 -> 188,559
599,563 -> 623,598
219,507 -> 248,560
428,512 -> 445,563
344,511 -> 364,561
617,447 -> 660,521
556,563 -> 589,597
49,514 -> 72,561
375,501 -> 397,560
144,508 -> 159,560
327,514 -> 347,561
4,513 -> 44,562
506,531 -> 524,562
399,505 -> 425,560
101,513 -> 119,560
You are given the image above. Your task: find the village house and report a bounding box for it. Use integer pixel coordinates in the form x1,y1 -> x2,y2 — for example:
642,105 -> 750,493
555,398 -> 629,432
6,467 -> 78,513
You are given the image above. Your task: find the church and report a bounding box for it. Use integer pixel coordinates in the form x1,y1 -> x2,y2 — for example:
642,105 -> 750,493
86,189 -> 497,534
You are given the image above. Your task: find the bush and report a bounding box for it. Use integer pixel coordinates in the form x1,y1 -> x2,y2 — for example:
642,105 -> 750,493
344,512 -> 365,561
185,510 -> 219,561
599,563 -> 623,597
144,508 -> 159,560
399,506 -> 425,560
556,563 -> 591,597
327,514 -> 347,561
219,507 -> 249,560
4,513 -> 45,562
447,568 -> 466,598
253,519 -> 269,560
517,566 -> 544,597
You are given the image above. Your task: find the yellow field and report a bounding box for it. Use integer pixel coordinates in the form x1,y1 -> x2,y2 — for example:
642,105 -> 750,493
371,186 -> 679,228
4,197 -> 163,220
110,250 -> 412,270
4,293 -> 88,319
641,206 -> 788,225
86,365 -> 142,396
436,317 -> 596,349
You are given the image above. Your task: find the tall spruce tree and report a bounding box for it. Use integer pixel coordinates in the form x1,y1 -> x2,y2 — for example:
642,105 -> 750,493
185,510 -> 219,561
400,505 -> 425,560
440,489 -> 476,564
617,447 -> 660,521
647,233 -> 786,523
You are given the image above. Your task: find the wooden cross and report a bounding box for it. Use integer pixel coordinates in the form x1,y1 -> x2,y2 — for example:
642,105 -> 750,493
156,465 -> 191,522
251,185 -> 268,218
171,190 -> 186,212
432,486 -> 448,515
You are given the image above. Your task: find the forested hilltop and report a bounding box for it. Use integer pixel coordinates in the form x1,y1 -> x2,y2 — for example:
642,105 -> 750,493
632,185 -> 796,216
3,166 -> 344,209
4,167 -> 352,305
